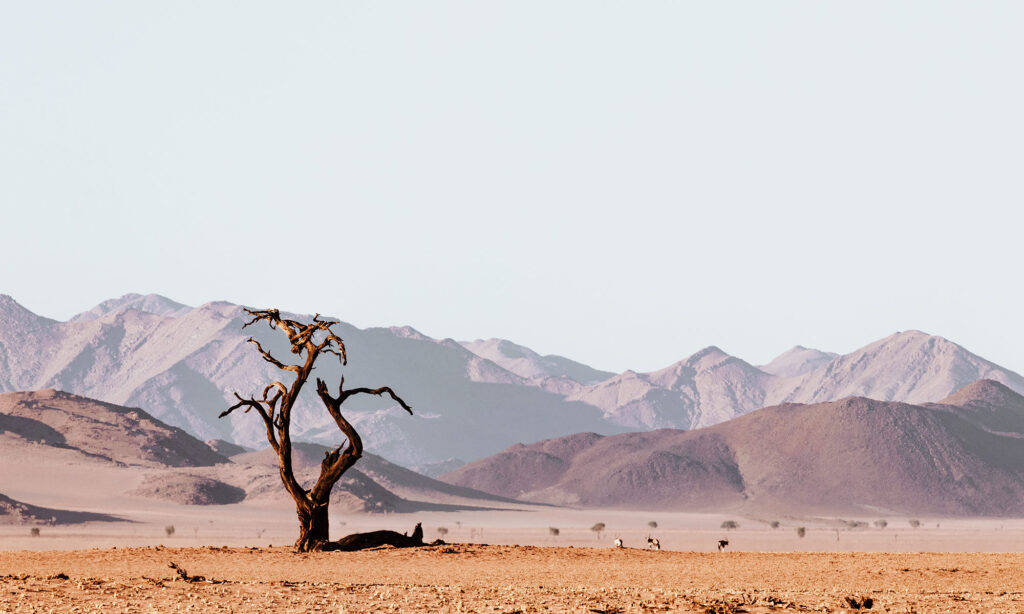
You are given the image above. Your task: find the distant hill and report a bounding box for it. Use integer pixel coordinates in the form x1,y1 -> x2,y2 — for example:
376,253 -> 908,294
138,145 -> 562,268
443,380 -> 1024,516
0,492 -> 120,526
219,442 -> 518,513
3,292 -> 1024,468
0,389 -> 520,515
0,389 -> 228,467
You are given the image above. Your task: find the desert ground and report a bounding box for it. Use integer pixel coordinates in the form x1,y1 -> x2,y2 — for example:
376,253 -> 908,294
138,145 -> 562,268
3,543 -> 1024,613
4,509 -> 1024,612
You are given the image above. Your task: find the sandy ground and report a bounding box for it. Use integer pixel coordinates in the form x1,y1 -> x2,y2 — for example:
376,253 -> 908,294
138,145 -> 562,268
5,447 -> 1024,611
2,544 -> 1024,613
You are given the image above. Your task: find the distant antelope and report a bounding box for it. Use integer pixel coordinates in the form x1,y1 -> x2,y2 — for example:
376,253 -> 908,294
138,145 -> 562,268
646,536 -> 660,550
717,539 -> 729,552
613,537 -> 624,548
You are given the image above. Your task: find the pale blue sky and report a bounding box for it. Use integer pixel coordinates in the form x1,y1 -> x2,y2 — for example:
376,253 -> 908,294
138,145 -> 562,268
2,2 -> 1022,374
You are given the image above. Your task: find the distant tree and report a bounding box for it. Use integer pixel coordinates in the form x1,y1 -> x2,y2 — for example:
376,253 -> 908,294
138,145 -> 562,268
591,522 -> 606,540
165,525 -> 175,537
29,528 -> 40,537
874,519 -> 888,529
769,520 -> 781,529
908,519 -> 921,528
221,308 -> 412,552
721,520 -> 739,530
549,527 -> 560,537
437,527 -> 449,538
796,527 -> 806,538
648,521 -> 658,529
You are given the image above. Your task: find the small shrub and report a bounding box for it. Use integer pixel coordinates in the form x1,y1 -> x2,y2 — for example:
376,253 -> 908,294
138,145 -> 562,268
548,527 -> 560,536
648,521 -> 658,529
721,520 -> 739,530
165,525 -> 176,537
437,527 -> 449,537
874,519 -> 888,529
769,520 -> 781,529
908,519 -> 921,528
796,527 -> 806,538
844,520 -> 868,529
30,527 -> 40,537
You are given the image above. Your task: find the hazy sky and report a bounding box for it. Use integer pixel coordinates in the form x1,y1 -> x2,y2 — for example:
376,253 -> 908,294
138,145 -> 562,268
2,2 -> 1022,374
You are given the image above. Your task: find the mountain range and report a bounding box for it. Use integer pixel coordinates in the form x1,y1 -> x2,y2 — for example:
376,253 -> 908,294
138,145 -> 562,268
2,292 -> 1023,469
442,380 -> 1024,515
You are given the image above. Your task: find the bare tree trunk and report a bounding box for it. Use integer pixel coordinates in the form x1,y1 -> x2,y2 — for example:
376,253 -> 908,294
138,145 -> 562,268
295,501 -> 329,552
221,308 -> 412,553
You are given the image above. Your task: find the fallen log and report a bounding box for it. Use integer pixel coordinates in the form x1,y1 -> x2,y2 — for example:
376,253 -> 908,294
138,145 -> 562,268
319,522 -> 445,552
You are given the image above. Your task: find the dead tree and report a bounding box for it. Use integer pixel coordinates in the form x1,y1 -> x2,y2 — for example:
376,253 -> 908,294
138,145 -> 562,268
322,522 -> 426,551
219,308 -> 412,552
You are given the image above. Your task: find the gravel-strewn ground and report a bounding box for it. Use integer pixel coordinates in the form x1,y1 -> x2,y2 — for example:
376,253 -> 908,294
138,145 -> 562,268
2,544 -> 1023,613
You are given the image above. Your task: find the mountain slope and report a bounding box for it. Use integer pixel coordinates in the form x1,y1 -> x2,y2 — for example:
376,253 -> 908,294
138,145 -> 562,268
460,338 -> 614,384
443,380 -> 1024,515
0,388 -> 228,467
0,390 -> 521,515
769,331 -> 1024,407
758,346 -> 837,378
0,492 -> 120,525
0,295 -> 621,466
570,332 -> 1024,431
4,293 -> 1024,469
567,346 -> 772,429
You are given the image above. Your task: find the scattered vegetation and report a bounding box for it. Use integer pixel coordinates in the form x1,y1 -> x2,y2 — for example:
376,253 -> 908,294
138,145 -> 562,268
909,519 -> 921,528
843,520 -> 868,530
874,519 -> 888,529
548,527 -> 560,537
648,521 -> 658,529
29,527 -> 40,537
769,520 -> 781,529
164,525 -> 175,537
437,527 -> 449,537
721,520 -> 739,530
796,527 -> 806,538
591,522 -> 605,539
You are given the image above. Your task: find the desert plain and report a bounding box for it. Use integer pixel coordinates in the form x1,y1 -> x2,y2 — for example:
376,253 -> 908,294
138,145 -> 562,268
4,508 -> 1024,613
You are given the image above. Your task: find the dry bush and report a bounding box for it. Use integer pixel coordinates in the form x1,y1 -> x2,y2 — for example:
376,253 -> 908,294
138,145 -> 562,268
769,520 -> 781,529
909,519 -> 921,528
721,520 -> 739,530
796,527 -> 806,538
874,519 -> 888,529
164,525 -> 175,537
30,528 -> 40,537
548,527 -> 560,536
648,521 -> 658,529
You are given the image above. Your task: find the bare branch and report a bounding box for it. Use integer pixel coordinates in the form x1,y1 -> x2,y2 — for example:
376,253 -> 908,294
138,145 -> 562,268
247,338 -> 301,373
341,386 -> 413,415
